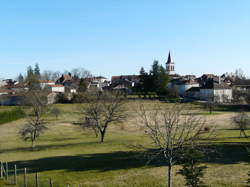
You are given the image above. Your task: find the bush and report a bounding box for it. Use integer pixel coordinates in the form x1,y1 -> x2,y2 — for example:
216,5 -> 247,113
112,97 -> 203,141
0,108 -> 25,125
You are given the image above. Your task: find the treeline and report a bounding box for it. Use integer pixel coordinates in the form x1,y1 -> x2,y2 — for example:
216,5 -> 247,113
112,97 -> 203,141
16,64 -> 92,92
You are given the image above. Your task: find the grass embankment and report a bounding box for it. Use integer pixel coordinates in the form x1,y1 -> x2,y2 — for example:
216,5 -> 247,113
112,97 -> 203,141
0,108 -> 25,125
0,101 -> 249,186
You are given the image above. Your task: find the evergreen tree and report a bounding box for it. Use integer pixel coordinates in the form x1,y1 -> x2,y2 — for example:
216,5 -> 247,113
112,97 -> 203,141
27,66 -> 34,78
34,63 -> 41,78
78,78 -> 88,92
156,65 -> 169,95
138,61 -> 169,95
150,60 -> 160,76
139,67 -> 146,76
17,73 -> 24,83
26,65 -> 41,90
178,148 -> 207,187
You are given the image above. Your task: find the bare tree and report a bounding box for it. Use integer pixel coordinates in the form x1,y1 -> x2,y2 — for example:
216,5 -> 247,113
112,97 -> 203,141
19,91 -> 49,149
80,91 -> 126,143
51,107 -> 61,120
206,95 -> 220,114
71,68 -> 92,79
232,111 -> 250,138
137,104 -> 209,187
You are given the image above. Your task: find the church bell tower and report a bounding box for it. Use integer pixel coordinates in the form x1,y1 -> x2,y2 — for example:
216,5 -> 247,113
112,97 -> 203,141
166,51 -> 175,75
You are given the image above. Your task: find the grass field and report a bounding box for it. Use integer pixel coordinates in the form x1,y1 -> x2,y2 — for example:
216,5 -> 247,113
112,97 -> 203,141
0,101 -> 249,187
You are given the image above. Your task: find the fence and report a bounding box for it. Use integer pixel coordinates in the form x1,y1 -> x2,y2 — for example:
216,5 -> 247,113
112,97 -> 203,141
0,161 -> 83,187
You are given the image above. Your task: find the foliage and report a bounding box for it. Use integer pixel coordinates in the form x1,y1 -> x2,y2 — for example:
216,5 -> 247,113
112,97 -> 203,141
34,63 -> 41,78
138,61 -> 169,96
0,108 -> 25,125
26,65 -> 41,90
78,78 -> 88,92
178,148 -> 207,187
17,73 -> 25,83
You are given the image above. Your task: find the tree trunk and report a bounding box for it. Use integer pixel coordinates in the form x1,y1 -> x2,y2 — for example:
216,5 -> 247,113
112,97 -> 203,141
100,131 -> 105,143
31,140 -> 35,150
100,126 -> 107,143
167,163 -> 172,187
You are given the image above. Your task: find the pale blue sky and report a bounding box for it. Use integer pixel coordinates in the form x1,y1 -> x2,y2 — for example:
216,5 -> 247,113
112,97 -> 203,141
0,0 -> 249,79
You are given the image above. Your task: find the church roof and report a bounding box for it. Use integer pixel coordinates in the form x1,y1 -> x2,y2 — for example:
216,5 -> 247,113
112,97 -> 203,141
166,51 -> 173,64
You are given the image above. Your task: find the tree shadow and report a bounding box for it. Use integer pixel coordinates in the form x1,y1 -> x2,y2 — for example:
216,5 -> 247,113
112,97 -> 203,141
4,142 -> 250,175
205,142 -> 250,164
0,141 -> 98,154
216,104 -> 250,112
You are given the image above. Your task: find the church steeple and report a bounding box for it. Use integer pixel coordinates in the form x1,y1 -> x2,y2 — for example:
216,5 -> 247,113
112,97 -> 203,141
167,51 -> 172,64
166,51 -> 175,75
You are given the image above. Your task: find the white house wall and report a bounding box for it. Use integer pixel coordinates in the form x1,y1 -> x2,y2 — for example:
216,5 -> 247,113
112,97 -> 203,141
200,89 -> 232,103
51,87 -> 65,93
214,89 -> 232,103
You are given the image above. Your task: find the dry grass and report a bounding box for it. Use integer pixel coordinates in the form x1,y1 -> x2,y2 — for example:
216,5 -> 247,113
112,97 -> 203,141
0,101 -> 249,186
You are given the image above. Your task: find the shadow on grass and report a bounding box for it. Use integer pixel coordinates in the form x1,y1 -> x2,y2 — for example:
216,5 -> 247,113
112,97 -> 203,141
216,104 -> 250,112
4,142 -> 250,174
0,141 -> 98,154
205,142 -> 250,164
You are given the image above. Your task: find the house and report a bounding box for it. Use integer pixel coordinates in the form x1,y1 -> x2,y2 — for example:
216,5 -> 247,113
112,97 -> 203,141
185,87 -> 201,99
92,76 -> 108,83
111,75 -> 139,84
233,85 -> 250,92
57,73 -> 74,86
169,79 -> 199,96
48,85 -> 65,93
87,76 -> 110,91
40,80 -> 55,89
0,89 -> 15,96
0,79 -> 7,88
186,78 -> 233,103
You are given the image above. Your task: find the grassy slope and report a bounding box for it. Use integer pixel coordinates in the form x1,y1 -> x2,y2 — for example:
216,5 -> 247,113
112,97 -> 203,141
0,101 -> 249,187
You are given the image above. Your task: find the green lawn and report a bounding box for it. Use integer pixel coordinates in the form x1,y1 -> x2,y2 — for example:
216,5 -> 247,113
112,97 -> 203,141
0,101 -> 249,187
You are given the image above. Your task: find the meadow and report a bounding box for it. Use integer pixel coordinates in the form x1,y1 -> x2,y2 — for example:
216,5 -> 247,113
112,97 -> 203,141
0,101 -> 249,187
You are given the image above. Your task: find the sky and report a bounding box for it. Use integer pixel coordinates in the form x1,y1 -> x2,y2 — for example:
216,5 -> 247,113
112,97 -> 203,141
0,0 -> 250,79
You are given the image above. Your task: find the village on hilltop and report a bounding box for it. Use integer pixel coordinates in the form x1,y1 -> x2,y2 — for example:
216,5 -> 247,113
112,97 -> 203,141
0,51 -> 248,105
